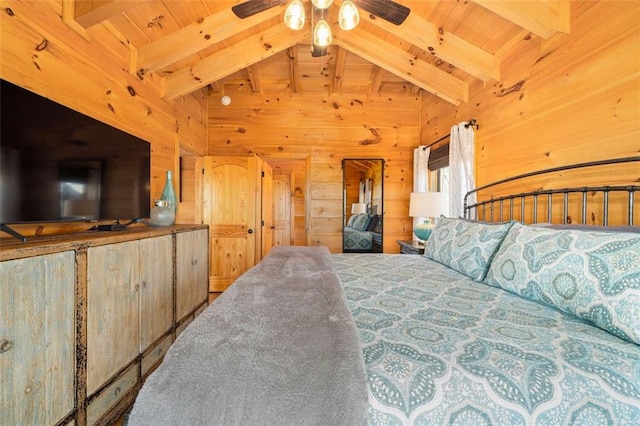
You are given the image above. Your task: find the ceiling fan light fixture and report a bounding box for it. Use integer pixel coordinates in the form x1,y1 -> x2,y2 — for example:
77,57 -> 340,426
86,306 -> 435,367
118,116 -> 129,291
311,0 -> 333,9
284,0 -> 305,30
313,19 -> 332,47
338,1 -> 359,30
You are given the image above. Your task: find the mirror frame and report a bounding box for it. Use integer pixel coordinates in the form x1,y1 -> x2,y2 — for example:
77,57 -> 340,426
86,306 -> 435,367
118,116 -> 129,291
342,158 -> 384,253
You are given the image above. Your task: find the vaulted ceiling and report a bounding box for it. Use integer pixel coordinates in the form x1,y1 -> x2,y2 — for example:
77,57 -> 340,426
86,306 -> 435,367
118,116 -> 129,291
62,0 -> 570,105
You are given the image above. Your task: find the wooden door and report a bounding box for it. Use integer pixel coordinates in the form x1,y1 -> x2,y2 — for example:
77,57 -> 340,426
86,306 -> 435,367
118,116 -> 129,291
196,156 -> 261,292
139,235 -> 173,351
87,241 -> 140,395
176,229 -> 209,320
262,161 -> 274,256
0,252 -> 75,424
273,173 -> 292,246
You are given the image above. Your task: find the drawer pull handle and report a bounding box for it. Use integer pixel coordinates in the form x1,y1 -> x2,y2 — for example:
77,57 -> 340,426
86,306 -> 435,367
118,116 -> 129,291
0,339 -> 13,353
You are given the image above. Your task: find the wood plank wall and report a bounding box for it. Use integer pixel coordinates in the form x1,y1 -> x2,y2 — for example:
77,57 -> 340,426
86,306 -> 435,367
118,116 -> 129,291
420,1 -> 640,225
208,89 -> 419,253
2,0 -> 637,243
0,0 -> 207,236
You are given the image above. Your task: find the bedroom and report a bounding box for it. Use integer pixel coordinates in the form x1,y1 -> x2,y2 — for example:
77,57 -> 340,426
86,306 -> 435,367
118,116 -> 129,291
1,0 -> 638,424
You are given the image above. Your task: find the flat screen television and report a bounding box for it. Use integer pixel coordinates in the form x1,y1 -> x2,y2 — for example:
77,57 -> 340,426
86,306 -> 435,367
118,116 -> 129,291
0,79 -> 151,226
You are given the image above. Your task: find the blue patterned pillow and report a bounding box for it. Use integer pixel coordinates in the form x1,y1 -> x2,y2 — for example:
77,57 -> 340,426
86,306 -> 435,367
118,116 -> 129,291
485,222 -> 640,344
423,217 -> 514,281
350,214 -> 371,231
346,214 -> 359,228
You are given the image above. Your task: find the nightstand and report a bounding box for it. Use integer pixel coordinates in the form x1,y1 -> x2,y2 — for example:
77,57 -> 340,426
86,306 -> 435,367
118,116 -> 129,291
396,240 -> 425,255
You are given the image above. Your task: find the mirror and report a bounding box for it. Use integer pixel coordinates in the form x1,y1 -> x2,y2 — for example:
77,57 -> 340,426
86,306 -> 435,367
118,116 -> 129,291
342,159 -> 384,253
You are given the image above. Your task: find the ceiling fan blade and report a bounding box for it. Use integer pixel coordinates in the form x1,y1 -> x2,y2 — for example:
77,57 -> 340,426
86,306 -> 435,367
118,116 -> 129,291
232,0 -> 287,19
354,0 -> 410,26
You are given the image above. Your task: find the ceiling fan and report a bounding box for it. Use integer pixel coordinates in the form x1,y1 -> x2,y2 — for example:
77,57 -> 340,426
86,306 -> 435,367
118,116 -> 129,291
233,0 -> 409,57
232,0 -> 410,27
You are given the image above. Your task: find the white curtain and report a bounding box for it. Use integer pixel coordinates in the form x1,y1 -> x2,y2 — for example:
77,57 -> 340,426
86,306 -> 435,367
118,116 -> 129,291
449,122 -> 476,218
412,146 -> 430,235
413,146 -> 430,192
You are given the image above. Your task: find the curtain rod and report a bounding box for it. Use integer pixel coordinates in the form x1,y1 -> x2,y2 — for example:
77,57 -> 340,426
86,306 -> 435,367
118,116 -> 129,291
423,119 -> 479,150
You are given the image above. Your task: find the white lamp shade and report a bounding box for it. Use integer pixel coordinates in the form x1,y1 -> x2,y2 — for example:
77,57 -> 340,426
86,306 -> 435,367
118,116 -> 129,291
409,192 -> 449,218
351,203 -> 367,214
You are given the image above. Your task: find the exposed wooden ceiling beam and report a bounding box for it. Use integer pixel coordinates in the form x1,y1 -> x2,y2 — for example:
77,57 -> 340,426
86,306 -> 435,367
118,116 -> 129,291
74,0 -> 148,29
246,65 -> 262,94
163,23 -> 306,100
370,66 -> 384,96
287,47 -> 300,94
497,29 -> 532,57
132,2 -> 288,75
471,0 -> 570,39
348,159 -> 379,172
333,28 -> 468,105
331,47 -> 347,95
334,0 -> 499,81
61,0 -> 89,40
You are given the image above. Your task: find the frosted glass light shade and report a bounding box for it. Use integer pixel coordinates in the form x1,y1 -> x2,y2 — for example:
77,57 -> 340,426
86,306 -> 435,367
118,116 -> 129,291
312,0 -> 333,9
284,0 -> 305,30
339,1 -> 359,30
313,19 -> 332,47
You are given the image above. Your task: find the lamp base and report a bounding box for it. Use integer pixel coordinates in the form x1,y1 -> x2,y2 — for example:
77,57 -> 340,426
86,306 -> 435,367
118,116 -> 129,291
414,220 -> 435,242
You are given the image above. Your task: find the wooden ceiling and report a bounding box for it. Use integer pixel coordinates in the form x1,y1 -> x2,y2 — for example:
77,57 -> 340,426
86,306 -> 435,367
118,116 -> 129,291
63,0 -> 570,105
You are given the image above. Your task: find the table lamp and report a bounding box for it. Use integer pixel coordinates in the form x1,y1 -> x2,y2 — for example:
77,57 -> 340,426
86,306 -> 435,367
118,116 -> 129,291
409,192 -> 449,241
351,203 -> 367,214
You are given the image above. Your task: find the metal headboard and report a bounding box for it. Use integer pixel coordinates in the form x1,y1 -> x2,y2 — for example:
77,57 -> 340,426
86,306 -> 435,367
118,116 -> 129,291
463,156 -> 640,226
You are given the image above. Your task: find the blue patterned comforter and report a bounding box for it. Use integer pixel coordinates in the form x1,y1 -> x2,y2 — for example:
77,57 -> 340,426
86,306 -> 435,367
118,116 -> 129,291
332,254 -> 640,425
344,226 -> 379,251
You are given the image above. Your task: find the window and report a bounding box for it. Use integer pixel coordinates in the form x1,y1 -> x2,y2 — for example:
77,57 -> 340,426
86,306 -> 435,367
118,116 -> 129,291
430,167 -> 449,192
427,143 -> 449,192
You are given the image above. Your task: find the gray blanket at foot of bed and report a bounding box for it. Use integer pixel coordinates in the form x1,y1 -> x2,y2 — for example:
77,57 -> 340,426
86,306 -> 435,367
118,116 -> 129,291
129,246 -> 368,426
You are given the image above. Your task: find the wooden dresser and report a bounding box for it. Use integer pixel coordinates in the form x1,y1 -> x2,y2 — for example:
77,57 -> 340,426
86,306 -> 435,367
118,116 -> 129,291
0,225 -> 209,425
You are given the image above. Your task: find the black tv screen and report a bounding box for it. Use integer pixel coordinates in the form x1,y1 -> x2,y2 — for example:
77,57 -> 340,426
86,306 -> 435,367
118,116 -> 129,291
1,80 -> 150,224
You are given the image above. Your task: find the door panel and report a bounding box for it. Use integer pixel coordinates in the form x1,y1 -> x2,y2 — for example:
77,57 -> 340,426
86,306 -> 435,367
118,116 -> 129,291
87,241 -> 140,395
139,235 -> 173,351
176,229 -> 209,319
273,175 -> 292,246
196,156 -> 260,292
261,162 -> 273,256
0,252 -> 75,424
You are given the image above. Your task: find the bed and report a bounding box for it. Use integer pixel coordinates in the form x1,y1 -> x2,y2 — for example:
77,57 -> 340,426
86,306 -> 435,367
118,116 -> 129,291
130,159 -> 640,425
344,213 -> 382,252
333,234 -> 640,424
